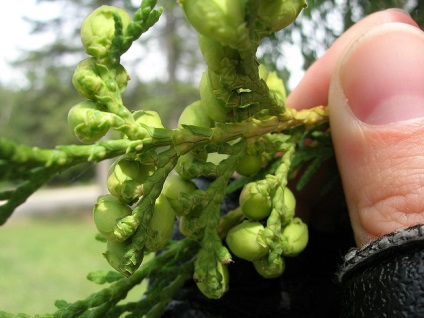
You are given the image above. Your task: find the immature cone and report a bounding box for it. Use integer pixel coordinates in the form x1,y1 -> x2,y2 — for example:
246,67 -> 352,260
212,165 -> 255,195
162,174 -> 198,216
107,156 -> 155,203
226,220 -> 269,261
239,181 -> 272,221
72,57 -> 129,98
282,187 -> 296,224
179,0 -> 249,49
103,239 -> 131,273
197,34 -> 238,72
253,257 -> 285,279
199,69 -> 230,123
196,260 -> 230,299
144,194 -> 176,252
93,194 -> 133,241
72,58 -> 103,99
68,100 -> 123,144
177,100 -> 213,128
235,154 -> 262,177
281,217 -> 308,257
257,0 -> 307,35
176,100 -> 211,176
133,110 -> 164,128
81,5 -> 132,58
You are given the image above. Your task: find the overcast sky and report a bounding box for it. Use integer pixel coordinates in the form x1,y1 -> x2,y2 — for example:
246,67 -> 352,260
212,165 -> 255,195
0,1 -> 66,86
0,2 -> 32,85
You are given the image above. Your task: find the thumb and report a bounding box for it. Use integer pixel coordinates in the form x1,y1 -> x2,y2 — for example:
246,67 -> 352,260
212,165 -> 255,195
329,23 -> 424,247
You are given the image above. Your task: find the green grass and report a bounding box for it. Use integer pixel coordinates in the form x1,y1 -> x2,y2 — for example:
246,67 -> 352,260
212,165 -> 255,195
0,214 -> 148,316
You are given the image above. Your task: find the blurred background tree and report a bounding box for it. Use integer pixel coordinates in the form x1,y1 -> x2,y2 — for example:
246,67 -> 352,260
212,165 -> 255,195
0,0 -> 422,185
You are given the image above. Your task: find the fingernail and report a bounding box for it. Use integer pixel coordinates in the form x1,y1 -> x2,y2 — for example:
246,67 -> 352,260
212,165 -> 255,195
340,24 -> 424,125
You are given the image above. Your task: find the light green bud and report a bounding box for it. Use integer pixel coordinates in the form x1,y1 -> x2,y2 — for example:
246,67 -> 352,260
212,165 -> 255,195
257,0 -> 307,34
103,239 -> 131,273
107,156 -> 155,203
197,34 -> 238,72
235,154 -> 262,177
179,0 -> 249,49
282,187 -> 296,224
253,257 -> 285,279
145,194 -> 176,252
199,70 -> 230,123
196,260 -> 229,299
93,194 -> 133,241
175,99 -> 211,177
226,220 -> 269,262
72,58 -> 104,99
281,217 -> 308,257
162,174 -> 198,216
177,100 -> 213,128
118,157 -> 155,184
239,182 -> 272,221
133,110 -> 164,128
68,100 -> 123,144
81,5 -> 132,58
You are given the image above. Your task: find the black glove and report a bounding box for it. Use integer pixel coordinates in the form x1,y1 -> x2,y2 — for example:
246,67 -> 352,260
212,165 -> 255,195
338,224 -> 424,318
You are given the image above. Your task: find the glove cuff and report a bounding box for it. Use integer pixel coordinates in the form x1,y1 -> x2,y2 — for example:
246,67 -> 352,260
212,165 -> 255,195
338,224 -> 424,317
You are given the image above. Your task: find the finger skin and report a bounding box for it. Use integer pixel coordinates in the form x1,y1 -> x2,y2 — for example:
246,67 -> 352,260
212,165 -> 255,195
287,10 -> 423,247
286,9 -> 418,110
329,24 -> 424,246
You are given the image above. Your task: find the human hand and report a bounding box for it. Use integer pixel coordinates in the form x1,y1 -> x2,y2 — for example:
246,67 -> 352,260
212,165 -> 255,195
287,9 -> 424,247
